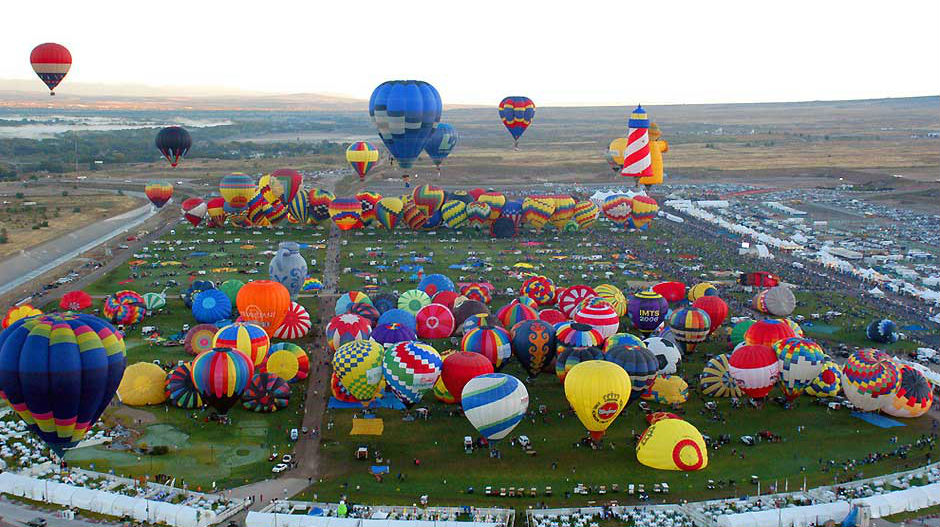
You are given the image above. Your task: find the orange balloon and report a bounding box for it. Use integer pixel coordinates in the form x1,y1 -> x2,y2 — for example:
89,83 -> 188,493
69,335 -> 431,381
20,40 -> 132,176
236,280 -> 291,337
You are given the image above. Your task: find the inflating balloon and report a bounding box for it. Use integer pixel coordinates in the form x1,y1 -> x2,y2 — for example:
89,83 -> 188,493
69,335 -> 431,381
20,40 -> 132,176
264,342 -> 309,383
728,345 -> 780,399
841,349 -> 899,412
213,322 -> 270,367
564,360 -> 630,442
636,418 -> 707,471
191,347 -> 254,415
236,280 -> 291,338
383,341 -> 442,407
165,363 -> 203,409
462,373 -> 528,443
441,351 -> 494,403
332,339 -> 384,403
117,362 -> 168,406
241,372 -> 290,413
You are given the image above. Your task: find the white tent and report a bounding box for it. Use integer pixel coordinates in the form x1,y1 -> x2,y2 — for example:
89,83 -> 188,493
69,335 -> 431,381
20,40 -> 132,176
856,482 -> 940,517
716,502 -> 851,527
246,513 -> 501,527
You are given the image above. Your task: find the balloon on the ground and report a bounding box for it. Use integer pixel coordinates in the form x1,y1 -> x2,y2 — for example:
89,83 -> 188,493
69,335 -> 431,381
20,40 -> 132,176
30,43 -> 71,95
593,284 -> 626,317
376,307 -> 415,331
573,298 -> 620,340
308,188 -> 335,222
805,359 -> 842,398
192,289 -> 232,324
631,195 -> 658,230
881,365 -> 933,418
692,296 -> 728,335
219,173 -> 255,209
496,299 -> 537,328
165,363 -> 203,409
181,198 -> 207,227
441,200 -> 468,228
264,342 -> 309,383
184,324 -> 217,356
564,360 -> 630,442
753,286 -> 796,317
620,105 -> 652,179
335,291 -> 372,315
329,197 -> 364,230
269,242 -> 307,299
212,322 -> 270,367
774,337 -> 826,399
332,339 -> 385,403
273,301 -> 311,340
59,290 -> 92,312
398,289 -> 432,315
462,373 -> 528,442
356,191 -> 382,227
640,375 -> 689,405
556,285 -> 597,318
383,341 -> 442,407
453,300 -> 489,329
644,337 -> 682,375
555,346 -> 605,382
326,314 -> 372,353
376,197 -> 403,230
728,319 -> 756,350
555,322 -> 604,354
206,197 -> 227,227
687,282 -> 718,303
461,325 -> 512,370
700,354 -> 744,398
510,320 -> 556,378
729,345 -> 780,399
653,282 -> 687,304
744,319 -> 796,348
601,194 -> 633,226
604,343 -> 660,395
866,319 -> 899,344
522,196 -> 554,230
241,372 -> 290,413
102,290 -> 146,326
2,305 -> 42,329
460,283 -> 491,304
117,362 -> 168,406
433,376 -> 457,404
440,351 -> 494,403
841,349 -> 899,412
417,274 -> 456,297
416,303 -> 455,340
236,280 -> 290,338
606,137 -> 628,172
636,418 -> 708,471
191,347 -> 254,415
628,291 -> 669,335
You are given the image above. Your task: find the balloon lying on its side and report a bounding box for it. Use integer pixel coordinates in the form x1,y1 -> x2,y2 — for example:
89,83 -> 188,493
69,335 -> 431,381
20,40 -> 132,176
636,418 -> 708,471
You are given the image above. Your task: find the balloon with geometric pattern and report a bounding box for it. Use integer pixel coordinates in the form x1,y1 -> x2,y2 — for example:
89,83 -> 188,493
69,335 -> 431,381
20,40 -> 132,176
332,339 -> 385,402
841,349 -> 900,412
383,341 -> 442,407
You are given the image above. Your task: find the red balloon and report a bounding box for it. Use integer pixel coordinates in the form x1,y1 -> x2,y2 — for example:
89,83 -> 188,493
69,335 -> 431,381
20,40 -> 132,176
538,308 -> 567,325
59,290 -> 92,311
440,351 -> 494,403
30,43 -> 72,95
692,296 -> 729,335
744,319 -> 796,348
416,303 -> 456,340
432,291 -> 459,311
729,344 -> 780,399
652,281 -> 686,303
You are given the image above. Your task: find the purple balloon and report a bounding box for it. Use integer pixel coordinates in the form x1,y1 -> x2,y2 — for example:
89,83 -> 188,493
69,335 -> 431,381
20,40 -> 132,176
372,322 -> 417,346
628,291 -> 669,335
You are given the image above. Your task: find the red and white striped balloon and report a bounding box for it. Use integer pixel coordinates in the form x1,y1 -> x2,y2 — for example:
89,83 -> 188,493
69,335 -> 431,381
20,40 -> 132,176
274,301 -> 312,340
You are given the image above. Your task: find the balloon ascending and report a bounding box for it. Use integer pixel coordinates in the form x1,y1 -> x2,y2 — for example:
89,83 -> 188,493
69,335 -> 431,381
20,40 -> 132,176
424,123 -> 458,171
0,313 -> 126,455
30,43 -> 71,95
498,96 -> 535,148
145,181 -> 174,208
564,360 -> 631,442
346,141 -> 380,182
370,80 -> 442,170
155,126 -> 191,167
461,373 -> 529,443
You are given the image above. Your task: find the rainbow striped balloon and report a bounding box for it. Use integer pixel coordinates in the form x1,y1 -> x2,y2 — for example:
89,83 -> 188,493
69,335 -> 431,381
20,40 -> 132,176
212,322 -> 270,367
346,141 -> 379,182
555,322 -> 604,352
191,347 -> 254,414
572,200 -> 599,230
328,197 -> 364,231
383,341 -> 442,407
621,105 -> 653,178
376,197 -> 403,230
461,325 -> 512,370
522,196 -> 555,230
667,307 -> 711,354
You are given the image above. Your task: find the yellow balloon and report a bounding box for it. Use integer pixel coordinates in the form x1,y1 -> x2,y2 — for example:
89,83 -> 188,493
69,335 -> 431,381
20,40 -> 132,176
607,137 -> 628,168
258,174 -> 285,201
640,375 -> 689,405
636,418 -> 708,471
117,362 -> 169,406
563,360 -> 630,441
266,350 -> 300,382
688,282 -> 717,302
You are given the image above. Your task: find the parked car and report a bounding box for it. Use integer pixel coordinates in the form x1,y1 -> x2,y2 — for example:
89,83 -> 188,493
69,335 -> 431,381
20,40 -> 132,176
272,463 -> 289,473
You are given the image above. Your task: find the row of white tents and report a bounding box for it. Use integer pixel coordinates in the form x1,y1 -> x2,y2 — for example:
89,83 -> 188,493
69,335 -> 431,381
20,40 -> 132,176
716,482 -> 940,527
245,514 -> 503,527
0,472 -> 221,527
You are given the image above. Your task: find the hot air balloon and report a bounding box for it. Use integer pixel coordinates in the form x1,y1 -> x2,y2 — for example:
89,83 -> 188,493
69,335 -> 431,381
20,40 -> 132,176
555,322 -> 604,354
155,126 -> 191,167
604,344 -> 660,396
805,359 -> 842,398
728,345 -> 780,399
601,195 -> 633,226
165,362 -> 203,409
636,418 -> 708,471
692,296 -> 728,336
417,273 -> 455,298
841,349 -> 899,412
424,123 -> 458,172
866,319 -> 899,344
555,285 -> 596,319
184,324 -> 217,356
521,276 -> 555,306
326,312 -> 372,352
564,360 -> 630,442
744,319 -> 796,348
645,337 -> 682,375
549,195 -> 576,231
332,339 -> 385,402
329,197 -> 364,231
700,354 -> 744,398
572,298 -> 619,340
273,301 -> 312,340
59,290 -> 92,312
740,271 -> 780,288
440,200 -> 467,228
881,365 -> 933,418
117,362 -> 168,406
0,313 -> 125,454
370,80 -> 442,184
181,198 -> 207,227
440,351 -> 494,404
667,307 -> 711,354
219,173 -> 256,209
145,181 -> 174,208
460,283 -> 492,305
461,325 -> 512,370
555,346 -> 605,382
462,373 -> 528,449
1,305 -> 41,329
213,322 -> 270,367
346,141 -> 380,182
191,347 -> 254,415
628,291 -> 669,335
30,43 -> 71,95
270,168 -> 303,204
287,191 -> 309,224
206,197 -> 227,227
773,337 -> 826,400
241,372 -> 290,412
510,320 -> 556,378
412,184 -> 445,219
498,96 -> 535,148
605,137 -> 628,172
264,342 -> 309,383
398,289 -> 432,316
269,242 -> 307,299
752,286 -> 796,317
191,289 -> 231,324
371,322 -> 416,347
652,282 -> 686,304
728,319 -> 756,350
522,196 -> 554,230
375,197 -> 403,230
631,195 -> 658,230
308,188 -> 335,222
102,290 -> 146,326
496,299 -> 537,328
383,341 -> 442,407
416,303 -> 455,340
453,300 -> 489,329
236,280 -> 291,338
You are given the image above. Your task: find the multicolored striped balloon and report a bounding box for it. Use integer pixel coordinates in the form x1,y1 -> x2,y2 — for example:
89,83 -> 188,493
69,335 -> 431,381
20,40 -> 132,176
841,349 -> 899,411
376,197 -> 403,230
522,196 -> 554,230
346,141 -> 379,182
461,325 -> 512,370
288,190 -> 310,224
461,373 -> 528,441
498,96 -> 535,147
191,347 -> 254,414
774,337 -> 826,398
521,275 -> 555,306
102,290 -> 146,326
212,322 -> 270,367
308,188 -> 335,222
667,307 -> 711,354
594,284 -> 626,317
412,184 -> 445,219
329,197 -> 364,231
241,372 -> 290,412
631,195 -> 659,230
549,195 -> 576,230
273,301 -> 311,340
356,191 -> 383,226
441,200 -> 468,228
555,346 -> 604,383
556,285 -> 597,318
555,322 -> 604,353
165,362 -> 203,409
383,341 -> 442,407
572,200 -> 599,230
700,354 -> 744,398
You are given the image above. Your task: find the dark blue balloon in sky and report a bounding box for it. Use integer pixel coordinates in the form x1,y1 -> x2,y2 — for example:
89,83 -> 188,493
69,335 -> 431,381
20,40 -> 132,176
423,122 -> 458,168
369,80 -> 442,169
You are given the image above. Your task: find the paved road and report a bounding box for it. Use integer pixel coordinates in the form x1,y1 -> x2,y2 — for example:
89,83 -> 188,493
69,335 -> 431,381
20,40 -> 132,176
0,495 -> 109,527
0,191 -> 157,297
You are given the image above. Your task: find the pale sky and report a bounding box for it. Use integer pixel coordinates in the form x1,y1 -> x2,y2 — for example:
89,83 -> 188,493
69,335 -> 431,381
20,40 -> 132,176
2,0 -> 938,106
